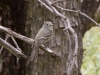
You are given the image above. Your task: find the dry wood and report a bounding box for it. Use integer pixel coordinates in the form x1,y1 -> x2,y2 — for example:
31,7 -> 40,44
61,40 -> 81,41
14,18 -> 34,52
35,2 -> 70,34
0,25 -> 56,58
0,25 -> 34,44
0,38 -> 27,58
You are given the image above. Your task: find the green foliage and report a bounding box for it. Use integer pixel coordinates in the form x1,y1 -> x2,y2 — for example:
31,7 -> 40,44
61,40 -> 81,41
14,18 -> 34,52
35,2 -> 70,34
81,27 -> 100,75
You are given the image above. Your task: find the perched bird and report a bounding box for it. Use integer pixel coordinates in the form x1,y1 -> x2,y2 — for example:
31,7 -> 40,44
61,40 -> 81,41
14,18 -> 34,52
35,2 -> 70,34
28,21 -> 53,62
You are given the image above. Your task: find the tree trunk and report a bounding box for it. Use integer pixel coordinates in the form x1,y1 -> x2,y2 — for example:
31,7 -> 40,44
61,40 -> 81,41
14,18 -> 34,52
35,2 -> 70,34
0,0 -> 100,75
28,0 -> 83,75
0,0 -> 29,75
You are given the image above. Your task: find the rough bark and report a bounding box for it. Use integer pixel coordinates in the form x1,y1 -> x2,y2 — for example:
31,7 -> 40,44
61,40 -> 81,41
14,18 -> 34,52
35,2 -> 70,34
0,0 -> 100,75
28,0 -> 82,75
0,0 -> 29,75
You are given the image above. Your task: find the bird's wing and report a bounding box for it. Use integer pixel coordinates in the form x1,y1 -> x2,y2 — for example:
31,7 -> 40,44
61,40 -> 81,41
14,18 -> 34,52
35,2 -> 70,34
37,30 -> 52,45
28,30 -> 52,62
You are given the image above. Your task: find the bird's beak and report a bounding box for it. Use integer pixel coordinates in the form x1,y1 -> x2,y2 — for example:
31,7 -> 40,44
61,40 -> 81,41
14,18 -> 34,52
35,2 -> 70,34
51,24 -> 53,26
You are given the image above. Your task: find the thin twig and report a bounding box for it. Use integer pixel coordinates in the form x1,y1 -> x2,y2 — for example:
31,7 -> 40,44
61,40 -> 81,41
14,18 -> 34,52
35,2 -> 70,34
0,38 -> 27,58
11,36 -> 22,52
40,45 -> 57,55
0,34 -> 10,54
0,25 -> 56,57
45,0 -> 66,19
38,0 -> 53,13
11,35 -> 22,62
79,11 -> 100,27
54,5 -> 100,27
66,19 -> 78,55
63,19 -> 78,68
66,19 -> 78,68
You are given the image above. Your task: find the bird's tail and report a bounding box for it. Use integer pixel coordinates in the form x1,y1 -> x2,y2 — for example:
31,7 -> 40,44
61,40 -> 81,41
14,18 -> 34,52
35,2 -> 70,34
28,45 -> 38,63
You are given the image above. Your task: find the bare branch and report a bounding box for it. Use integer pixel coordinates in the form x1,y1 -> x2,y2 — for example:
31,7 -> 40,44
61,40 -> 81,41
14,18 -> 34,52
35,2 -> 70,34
54,5 -> 100,27
66,19 -> 78,68
38,0 -> 53,13
79,11 -> 100,27
63,19 -> 78,68
0,25 -> 56,56
11,36 -> 22,52
39,0 -> 79,68
0,38 -> 27,58
38,0 -> 66,19
45,0 -> 66,19
0,34 -> 10,54
66,19 -> 78,55
0,25 -> 34,44
40,45 -> 57,56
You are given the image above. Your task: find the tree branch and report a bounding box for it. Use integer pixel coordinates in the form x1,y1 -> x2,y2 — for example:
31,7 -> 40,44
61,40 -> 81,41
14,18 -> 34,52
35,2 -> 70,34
41,0 -> 78,68
0,25 -> 56,57
38,0 -> 53,13
11,36 -> 22,52
0,38 -> 27,58
0,34 -> 10,54
54,5 -> 100,27
45,0 -> 66,19
40,45 -> 56,55
0,25 -> 34,44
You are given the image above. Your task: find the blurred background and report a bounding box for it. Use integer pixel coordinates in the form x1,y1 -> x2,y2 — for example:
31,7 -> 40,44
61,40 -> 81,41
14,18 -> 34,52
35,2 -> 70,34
81,27 -> 100,75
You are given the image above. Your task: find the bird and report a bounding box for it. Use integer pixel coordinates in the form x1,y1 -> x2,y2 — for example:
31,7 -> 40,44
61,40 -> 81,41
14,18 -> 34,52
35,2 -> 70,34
28,21 -> 53,62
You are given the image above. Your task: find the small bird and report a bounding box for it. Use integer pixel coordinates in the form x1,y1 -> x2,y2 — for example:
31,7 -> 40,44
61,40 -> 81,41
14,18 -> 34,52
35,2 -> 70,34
28,21 -> 53,62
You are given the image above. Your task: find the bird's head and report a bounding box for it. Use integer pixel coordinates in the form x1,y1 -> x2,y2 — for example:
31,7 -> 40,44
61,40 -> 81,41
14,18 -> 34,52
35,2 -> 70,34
43,21 -> 53,30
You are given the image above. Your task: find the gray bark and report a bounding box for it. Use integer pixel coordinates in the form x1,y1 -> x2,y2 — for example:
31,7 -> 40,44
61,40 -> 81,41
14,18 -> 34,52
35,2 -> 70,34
0,0 -> 100,75
28,0 -> 82,75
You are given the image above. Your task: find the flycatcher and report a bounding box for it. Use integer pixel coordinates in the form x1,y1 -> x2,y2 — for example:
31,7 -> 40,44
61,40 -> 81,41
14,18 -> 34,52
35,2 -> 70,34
28,21 -> 53,62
